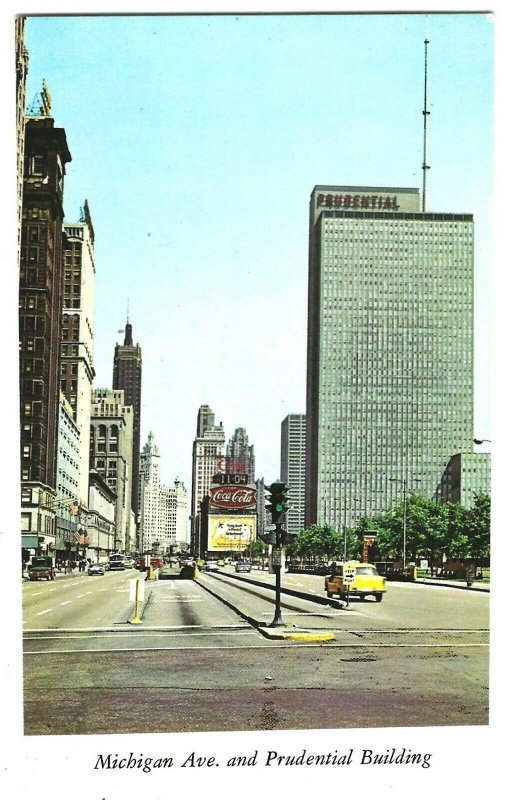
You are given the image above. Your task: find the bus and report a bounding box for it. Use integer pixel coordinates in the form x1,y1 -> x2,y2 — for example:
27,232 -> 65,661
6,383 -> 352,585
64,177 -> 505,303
108,553 -> 126,571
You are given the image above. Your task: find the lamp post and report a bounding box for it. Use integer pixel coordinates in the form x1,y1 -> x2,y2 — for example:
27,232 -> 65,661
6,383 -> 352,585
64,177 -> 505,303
473,438 -> 491,445
389,477 -> 421,571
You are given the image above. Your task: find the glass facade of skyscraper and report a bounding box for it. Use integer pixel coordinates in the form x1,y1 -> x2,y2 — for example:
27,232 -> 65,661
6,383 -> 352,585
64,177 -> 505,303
306,186 -> 474,530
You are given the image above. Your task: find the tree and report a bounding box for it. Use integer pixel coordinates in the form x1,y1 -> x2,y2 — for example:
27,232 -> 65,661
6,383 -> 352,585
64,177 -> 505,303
466,492 -> 491,573
249,539 -> 265,559
442,502 -> 469,562
292,524 -> 342,562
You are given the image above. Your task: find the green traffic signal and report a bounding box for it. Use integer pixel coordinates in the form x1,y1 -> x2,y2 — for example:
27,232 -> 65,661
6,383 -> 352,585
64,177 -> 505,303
265,481 -> 290,524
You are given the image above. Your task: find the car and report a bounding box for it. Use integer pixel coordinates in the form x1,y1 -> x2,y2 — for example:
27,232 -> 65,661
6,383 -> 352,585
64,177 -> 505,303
88,563 -> 105,576
216,559 -> 225,567
28,556 -> 55,581
235,562 -> 252,573
204,560 -> 219,572
324,561 -> 386,602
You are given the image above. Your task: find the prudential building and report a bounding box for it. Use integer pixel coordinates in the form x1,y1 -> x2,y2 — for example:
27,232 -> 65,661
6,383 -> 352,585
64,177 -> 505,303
305,185 -> 474,530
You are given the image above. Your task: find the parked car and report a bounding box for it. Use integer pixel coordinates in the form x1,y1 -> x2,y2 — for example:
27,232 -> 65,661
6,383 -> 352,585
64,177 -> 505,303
325,561 -> 386,602
88,563 -> 105,576
235,562 -> 252,573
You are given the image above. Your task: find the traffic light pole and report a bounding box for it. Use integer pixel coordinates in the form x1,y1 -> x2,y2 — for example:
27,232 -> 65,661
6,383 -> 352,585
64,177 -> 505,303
268,523 -> 285,627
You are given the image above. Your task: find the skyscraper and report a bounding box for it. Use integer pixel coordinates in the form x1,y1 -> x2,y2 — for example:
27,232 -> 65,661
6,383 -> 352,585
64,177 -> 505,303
226,427 -> 255,479
139,433 -> 189,554
20,103 -> 72,558
61,201 -> 96,506
16,17 -> 28,258
113,320 -> 142,521
281,414 -> 306,536
190,405 -> 225,554
138,431 -> 162,554
306,185 -> 474,531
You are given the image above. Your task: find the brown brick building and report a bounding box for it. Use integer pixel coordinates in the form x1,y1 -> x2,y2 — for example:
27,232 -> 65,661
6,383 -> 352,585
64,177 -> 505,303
20,114 -> 72,556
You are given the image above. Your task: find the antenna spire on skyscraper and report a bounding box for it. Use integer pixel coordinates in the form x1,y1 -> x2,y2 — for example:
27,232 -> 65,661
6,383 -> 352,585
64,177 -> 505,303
422,38 -> 430,212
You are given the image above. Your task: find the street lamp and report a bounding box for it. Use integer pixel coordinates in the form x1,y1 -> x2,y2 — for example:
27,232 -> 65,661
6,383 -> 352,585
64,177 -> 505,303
473,438 -> 491,445
389,477 -> 422,571
342,496 -> 360,561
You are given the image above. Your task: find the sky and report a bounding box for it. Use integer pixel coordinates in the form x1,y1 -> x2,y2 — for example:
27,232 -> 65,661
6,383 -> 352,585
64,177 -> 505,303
22,11 -> 494,491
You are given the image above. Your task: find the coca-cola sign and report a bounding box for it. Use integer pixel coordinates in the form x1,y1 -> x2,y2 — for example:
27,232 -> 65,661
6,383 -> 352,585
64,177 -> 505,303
209,486 -> 257,510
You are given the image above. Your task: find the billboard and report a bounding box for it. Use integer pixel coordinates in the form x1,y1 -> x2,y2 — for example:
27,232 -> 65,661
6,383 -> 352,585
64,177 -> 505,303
207,515 -> 257,552
209,484 -> 257,511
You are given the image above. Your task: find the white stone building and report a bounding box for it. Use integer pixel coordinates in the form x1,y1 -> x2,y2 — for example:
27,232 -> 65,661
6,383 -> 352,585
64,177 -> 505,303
139,433 -> 188,554
61,202 -> 96,508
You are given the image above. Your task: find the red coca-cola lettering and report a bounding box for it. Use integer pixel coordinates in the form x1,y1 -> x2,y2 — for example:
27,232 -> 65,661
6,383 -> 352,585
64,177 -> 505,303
209,486 -> 257,509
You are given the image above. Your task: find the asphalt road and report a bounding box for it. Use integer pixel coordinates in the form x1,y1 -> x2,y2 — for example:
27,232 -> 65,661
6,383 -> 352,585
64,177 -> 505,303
22,568 -> 489,735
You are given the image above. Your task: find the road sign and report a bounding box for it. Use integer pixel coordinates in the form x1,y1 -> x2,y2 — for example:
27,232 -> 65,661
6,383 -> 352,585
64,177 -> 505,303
343,566 -> 356,586
271,547 -> 282,566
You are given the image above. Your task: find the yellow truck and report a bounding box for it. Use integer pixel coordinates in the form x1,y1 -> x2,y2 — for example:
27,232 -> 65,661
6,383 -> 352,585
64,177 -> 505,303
325,561 -> 386,602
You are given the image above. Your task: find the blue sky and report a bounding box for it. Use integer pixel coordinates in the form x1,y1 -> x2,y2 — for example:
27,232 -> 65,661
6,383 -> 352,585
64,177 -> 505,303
22,12 -> 494,488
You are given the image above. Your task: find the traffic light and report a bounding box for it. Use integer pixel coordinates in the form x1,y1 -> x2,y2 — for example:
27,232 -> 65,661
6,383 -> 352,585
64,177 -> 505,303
266,481 -> 289,524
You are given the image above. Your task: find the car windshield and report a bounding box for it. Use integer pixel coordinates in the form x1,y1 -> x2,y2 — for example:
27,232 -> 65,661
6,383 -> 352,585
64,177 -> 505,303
356,566 -> 378,575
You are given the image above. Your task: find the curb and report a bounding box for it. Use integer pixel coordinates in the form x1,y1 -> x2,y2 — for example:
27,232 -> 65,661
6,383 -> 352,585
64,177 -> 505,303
415,579 -> 490,593
202,569 -> 345,609
257,627 -> 335,642
197,573 -> 337,641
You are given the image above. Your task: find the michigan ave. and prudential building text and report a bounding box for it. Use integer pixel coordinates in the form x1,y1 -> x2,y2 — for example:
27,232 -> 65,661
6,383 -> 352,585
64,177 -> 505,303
305,185 -> 474,530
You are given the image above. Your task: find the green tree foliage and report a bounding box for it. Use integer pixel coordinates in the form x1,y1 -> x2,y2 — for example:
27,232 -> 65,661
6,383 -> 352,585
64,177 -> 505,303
351,493 -> 490,570
288,494 -> 490,570
292,524 -> 341,562
249,539 -> 265,559
466,492 -> 491,565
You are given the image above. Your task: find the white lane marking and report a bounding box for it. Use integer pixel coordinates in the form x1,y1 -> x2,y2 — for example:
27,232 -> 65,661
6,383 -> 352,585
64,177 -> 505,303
24,642 -> 489,655
76,594 -> 86,599
31,592 -> 43,596
59,601 -> 72,606
35,609 -> 53,616
160,594 -> 202,603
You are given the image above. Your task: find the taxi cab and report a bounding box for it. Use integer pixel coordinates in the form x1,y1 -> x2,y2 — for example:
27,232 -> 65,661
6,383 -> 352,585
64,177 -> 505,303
324,561 -> 386,602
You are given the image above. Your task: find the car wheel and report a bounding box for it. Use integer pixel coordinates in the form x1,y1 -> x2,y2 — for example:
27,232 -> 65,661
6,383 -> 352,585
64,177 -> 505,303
375,593 -> 383,602
339,593 -> 346,601
326,591 -> 333,599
